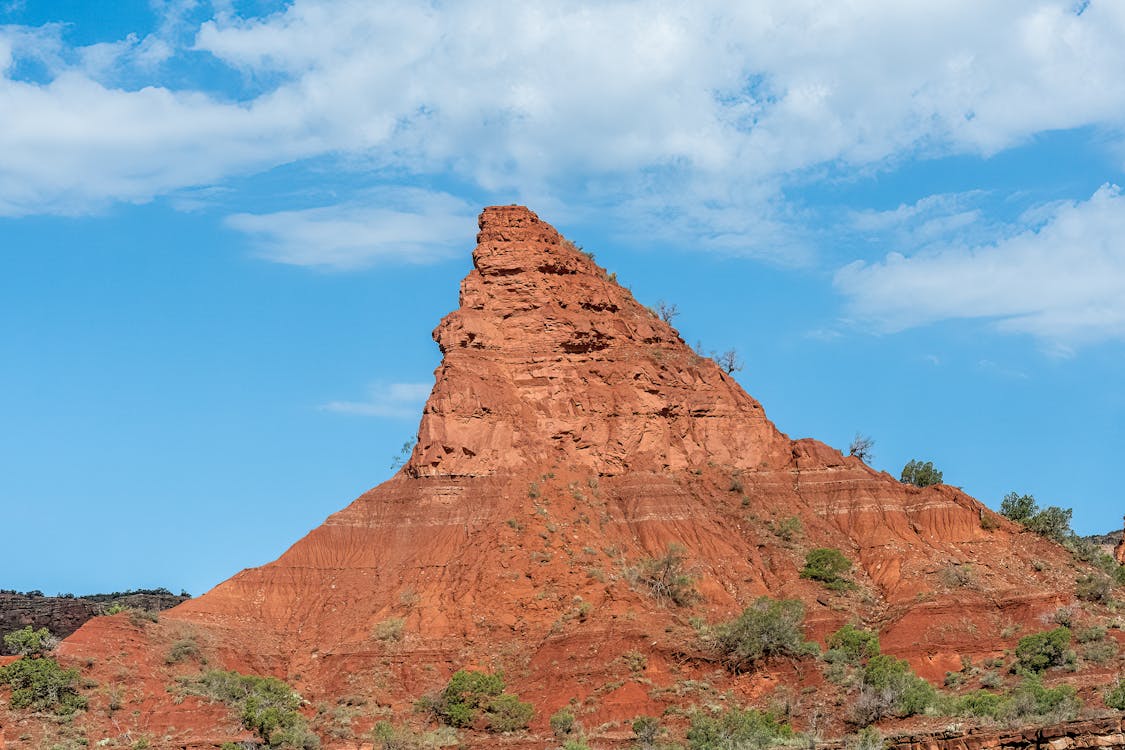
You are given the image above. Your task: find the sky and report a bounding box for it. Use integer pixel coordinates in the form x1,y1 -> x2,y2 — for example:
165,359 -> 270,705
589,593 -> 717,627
2,0 -> 1124,597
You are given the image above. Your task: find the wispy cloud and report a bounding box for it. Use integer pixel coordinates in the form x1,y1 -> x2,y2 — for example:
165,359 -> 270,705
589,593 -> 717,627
835,184 -> 1125,348
320,382 -> 431,419
225,188 -> 475,269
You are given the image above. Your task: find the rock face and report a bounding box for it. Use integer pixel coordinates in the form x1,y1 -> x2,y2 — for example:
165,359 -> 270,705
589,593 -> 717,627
0,590 -> 188,644
1115,518 -> 1125,565
7,206 -> 1115,747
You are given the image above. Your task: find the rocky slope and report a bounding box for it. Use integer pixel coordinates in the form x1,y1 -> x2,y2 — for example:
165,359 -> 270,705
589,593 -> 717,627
3,206 -> 1121,749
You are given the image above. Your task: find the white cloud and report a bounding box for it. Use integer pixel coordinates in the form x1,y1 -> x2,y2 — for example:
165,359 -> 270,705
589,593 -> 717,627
834,184 -> 1125,347
225,188 -> 475,269
0,0 -> 1123,230
321,382 -> 431,418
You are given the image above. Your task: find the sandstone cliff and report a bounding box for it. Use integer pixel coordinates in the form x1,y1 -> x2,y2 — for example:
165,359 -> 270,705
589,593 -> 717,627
4,206 -> 1121,749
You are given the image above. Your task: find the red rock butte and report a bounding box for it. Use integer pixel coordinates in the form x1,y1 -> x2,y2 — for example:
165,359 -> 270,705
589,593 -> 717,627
10,206 -> 1111,747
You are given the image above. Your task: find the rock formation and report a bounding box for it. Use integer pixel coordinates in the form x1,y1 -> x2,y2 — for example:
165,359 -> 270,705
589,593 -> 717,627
1115,518 -> 1125,565
4,206 -> 1119,748
0,590 -> 188,644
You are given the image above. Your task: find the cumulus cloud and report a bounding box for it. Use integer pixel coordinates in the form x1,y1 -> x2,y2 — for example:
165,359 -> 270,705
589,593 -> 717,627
225,188 -> 475,269
0,0 -> 1123,229
321,382 -> 432,418
834,184 -> 1125,347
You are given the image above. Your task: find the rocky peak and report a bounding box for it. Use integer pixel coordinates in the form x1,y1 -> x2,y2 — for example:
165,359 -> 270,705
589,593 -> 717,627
410,206 -> 792,479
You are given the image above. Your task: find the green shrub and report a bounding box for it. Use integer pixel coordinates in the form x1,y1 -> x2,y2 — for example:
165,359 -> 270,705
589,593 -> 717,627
2,626 -> 56,657
1015,628 -> 1072,673
714,597 -> 815,672
999,492 -> 1074,543
165,638 -> 201,665
425,670 -> 531,733
901,460 -> 942,487
1076,574 -> 1112,603
1106,677 -> 1125,711
633,715 -> 662,747
851,655 -> 936,724
486,693 -> 533,732
630,543 -> 698,606
1003,677 -> 1079,722
550,707 -> 576,738
184,669 -> 317,748
0,656 -> 87,714
826,624 -> 880,664
801,548 -> 853,589
951,689 -> 1006,718
686,707 -> 793,750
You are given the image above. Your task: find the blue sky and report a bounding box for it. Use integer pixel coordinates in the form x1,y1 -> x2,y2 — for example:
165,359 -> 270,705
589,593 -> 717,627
2,0 -> 1124,596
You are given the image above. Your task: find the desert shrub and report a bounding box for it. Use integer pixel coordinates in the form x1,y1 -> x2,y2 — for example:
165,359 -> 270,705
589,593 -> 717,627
166,637 -> 201,665
826,624 -> 880,664
999,492 -> 1074,544
372,617 -> 405,642
1106,677 -> 1125,711
939,565 -> 974,588
424,670 -> 531,732
851,655 -> 936,724
1076,574 -> 1112,603
1075,625 -> 1107,643
999,493 -> 1037,522
1082,639 -> 1118,664
550,707 -> 576,738
371,721 -> 457,750
1003,677 -> 1080,722
801,548 -> 853,589
633,715 -> 662,747
900,460 -> 942,487
2,626 -> 56,657
1015,628 -> 1072,673
946,677 -> 1079,723
487,693 -> 533,732
848,727 -> 883,750
630,543 -> 698,607
0,656 -> 87,714
686,707 -> 793,750
714,597 -> 815,672
770,516 -> 803,542
185,669 -> 317,748
950,689 -> 1006,719
1025,507 -> 1073,544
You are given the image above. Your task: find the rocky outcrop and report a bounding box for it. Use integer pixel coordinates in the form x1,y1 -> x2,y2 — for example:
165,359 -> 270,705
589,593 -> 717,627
880,715 -> 1125,750
1114,518 -> 1125,565
9,206 -> 1117,748
0,590 -> 188,644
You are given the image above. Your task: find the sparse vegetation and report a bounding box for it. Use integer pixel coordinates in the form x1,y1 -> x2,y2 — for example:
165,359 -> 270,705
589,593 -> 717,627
165,637 -> 201,665
900,460 -> 942,488
948,677 -> 1079,723
848,434 -> 874,463
182,669 -> 318,748
421,670 -> 532,733
0,655 -> 87,714
686,706 -> 794,750
629,543 -> 698,607
801,548 -> 853,590
713,597 -> 816,672
999,492 -> 1073,544
373,617 -> 406,642
633,715 -> 662,748
3,626 -> 57,657
1014,627 -> 1073,674
550,707 -> 576,738
770,516 -> 802,542
1106,677 -> 1125,711
826,624 -> 880,664
850,654 -> 936,725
